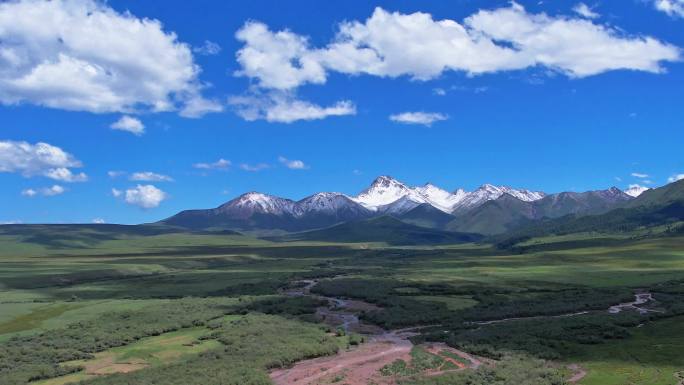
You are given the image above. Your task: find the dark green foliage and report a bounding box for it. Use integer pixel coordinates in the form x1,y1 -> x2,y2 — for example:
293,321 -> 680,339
0,298 -> 237,385
312,278 -> 458,328
460,288 -> 635,321
400,354 -> 565,385
81,314 -> 340,385
242,296 -> 327,316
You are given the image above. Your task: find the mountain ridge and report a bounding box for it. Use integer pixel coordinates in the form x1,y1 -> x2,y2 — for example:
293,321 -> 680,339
161,176 -> 639,234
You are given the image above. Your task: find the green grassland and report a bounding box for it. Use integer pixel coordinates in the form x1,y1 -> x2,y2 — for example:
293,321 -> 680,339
1,226 -> 684,384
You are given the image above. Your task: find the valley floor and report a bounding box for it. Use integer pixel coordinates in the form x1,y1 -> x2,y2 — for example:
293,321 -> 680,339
1,228 -> 684,384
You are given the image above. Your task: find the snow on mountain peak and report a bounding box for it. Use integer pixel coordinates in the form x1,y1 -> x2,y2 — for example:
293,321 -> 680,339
353,176 -> 425,210
353,177 -> 546,213
413,183 -> 466,212
297,192 -> 359,214
625,184 -> 650,197
227,192 -> 298,216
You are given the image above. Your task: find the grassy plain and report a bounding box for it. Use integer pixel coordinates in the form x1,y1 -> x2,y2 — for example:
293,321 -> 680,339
1,226 -> 684,384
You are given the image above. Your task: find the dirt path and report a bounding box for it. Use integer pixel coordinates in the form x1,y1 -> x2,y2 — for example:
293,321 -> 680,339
276,281 -> 659,385
424,343 -> 482,369
274,280 -> 487,385
271,332 -> 412,385
567,364 -> 587,383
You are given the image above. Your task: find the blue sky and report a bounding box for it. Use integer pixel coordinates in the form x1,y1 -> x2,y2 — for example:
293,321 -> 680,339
1,0 -> 683,224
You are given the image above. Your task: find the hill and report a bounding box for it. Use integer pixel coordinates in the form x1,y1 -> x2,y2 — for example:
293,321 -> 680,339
270,216 -> 482,246
494,179 -> 684,244
446,188 -> 632,235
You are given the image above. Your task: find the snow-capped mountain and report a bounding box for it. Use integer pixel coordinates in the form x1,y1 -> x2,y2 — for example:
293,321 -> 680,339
353,176 -> 428,210
625,185 -> 650,197
413,184 -> 468,212
161,175 -> 637,233
216,192 -> 300,218
352,176 -> 545,214
451,184 -> 546,213
296,192 -> 371,218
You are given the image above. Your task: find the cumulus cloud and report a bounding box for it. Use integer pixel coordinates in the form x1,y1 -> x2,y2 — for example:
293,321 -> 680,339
389,112 -> 448,126
668,173 -> 684,183
111,188 -> 123,197
179,95 -> 224,118
0,0 -> 219,116
228,91 -> 355,123
193,40 -> 222,55
22,185 -> 65,197
92,218 -> 105,224
631,172 -> 649,178
129,172 -> 173,182
278,156 -> 308,170
0,140 -> 87,181
573,3 -> 600,19
193,158 -> 231,170
240,163 -> 270,172
234,5 -> 680,91
121,184 -> 167,208
653,0 -> 684,17
111,116 -> 145,135
44,167 -> 88,182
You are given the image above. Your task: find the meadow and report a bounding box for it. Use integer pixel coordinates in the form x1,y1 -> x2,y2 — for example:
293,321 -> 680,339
1,226 -> 684,384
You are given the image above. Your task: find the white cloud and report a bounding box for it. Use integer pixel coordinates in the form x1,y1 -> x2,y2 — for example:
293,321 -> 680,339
179,95 -> 224,118
0,0 -> 218,116
631,172 -> 649,178
229,91 -> 355,123
0,140 -> 87,181
44,167 -> 88,182
432,88 -> 446,96
22,185 -> 65,197
573,3 -> 600,19
111,188 -> 123,197
668,173 -> 684,183
654,0 -> 684,17
625,184 -> 650,197
240,163 -> 270,172
278,156 -> 308,170
111,116 -> 145,135
193,158 -> 231,170
193,40 -> 221,56
129,172 -> 173,182
92,218 -> 105,224
43,185 -> 66,196
389,112 -> 448,126
234,5 -> 680,90
122,184 -> 167,208
0,220 -> 22,225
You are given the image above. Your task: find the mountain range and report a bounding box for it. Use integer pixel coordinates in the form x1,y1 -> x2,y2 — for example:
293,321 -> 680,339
161,176 -> 643,235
